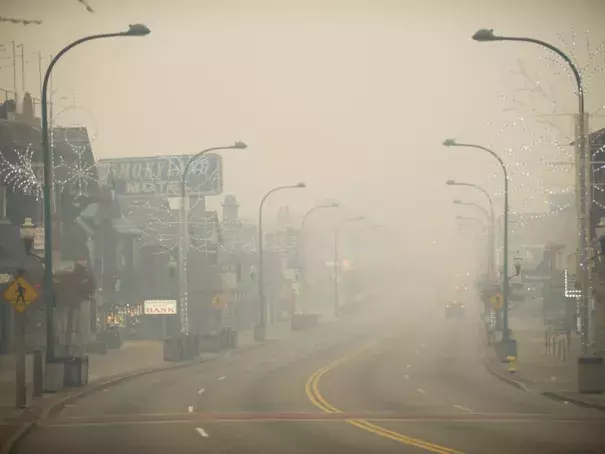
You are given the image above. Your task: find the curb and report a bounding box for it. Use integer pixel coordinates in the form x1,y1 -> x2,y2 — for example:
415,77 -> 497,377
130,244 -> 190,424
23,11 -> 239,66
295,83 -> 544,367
0,410 -> 38,454
482,357 -> 528,392
541,391 -> 605,412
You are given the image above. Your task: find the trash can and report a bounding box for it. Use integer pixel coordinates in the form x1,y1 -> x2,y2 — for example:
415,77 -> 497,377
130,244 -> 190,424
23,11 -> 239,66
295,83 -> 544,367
45,361 -> 64,393
578,356 -> 604,394
62,356 -> 89,387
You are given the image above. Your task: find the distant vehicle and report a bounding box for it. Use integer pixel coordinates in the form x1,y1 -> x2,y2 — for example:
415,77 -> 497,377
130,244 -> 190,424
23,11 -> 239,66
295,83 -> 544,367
445,301 -> 465,319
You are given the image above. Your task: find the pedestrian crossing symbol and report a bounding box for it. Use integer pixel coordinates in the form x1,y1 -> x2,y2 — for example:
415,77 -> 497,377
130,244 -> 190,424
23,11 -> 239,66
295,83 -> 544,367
3,276 -> 38,312
489,293 -> 503,310
212,293 -> 227,309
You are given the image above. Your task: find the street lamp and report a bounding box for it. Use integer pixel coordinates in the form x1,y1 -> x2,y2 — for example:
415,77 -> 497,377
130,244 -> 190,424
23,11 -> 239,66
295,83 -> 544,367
334,216 -> 364,318
447,180 -> 495,280
178,141 -> 247,334
472,27 -> 590,354
20,218 -> 35,255
444,138 -> 514,350
513,253 -> 523,277
256,182 -> 306,340
300,202 -> 340,314
41,23 -> 151,361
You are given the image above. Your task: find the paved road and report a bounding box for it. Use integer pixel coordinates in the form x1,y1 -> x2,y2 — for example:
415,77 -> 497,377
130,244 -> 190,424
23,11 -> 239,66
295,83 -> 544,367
13,301 -> 605,453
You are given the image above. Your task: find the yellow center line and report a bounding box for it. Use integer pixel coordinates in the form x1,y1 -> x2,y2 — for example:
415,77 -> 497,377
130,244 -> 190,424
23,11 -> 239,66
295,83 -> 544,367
304,343 -> 467,454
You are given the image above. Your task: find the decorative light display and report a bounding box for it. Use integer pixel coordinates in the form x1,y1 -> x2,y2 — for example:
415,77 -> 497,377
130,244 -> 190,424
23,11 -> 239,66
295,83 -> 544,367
0,143 -> 43,199
470,29 -> 605,238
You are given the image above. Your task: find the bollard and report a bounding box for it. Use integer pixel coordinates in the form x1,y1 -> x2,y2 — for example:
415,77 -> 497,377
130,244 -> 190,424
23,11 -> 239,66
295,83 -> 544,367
507,356 -> 517,374
33,349 -> 44,398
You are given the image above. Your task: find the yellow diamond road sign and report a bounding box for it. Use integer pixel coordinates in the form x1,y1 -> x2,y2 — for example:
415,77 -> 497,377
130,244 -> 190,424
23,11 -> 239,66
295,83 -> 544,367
489,293 -> 503,311
3,276 -> 38,312
212,294 -> 227,309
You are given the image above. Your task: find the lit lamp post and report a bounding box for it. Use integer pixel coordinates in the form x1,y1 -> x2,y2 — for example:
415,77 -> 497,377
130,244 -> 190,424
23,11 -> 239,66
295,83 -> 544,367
41,24 -> 151,362
178,141 -> 247,334
472,28 -> 591,358
443,138 -> 515,356
334,216 -> 364,318
300,202 -> 340,314
447,180 -> 495,281
256,182 -> 306,341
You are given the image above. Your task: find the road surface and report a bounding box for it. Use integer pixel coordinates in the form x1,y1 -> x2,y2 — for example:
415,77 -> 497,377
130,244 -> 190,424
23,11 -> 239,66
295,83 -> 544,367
13,302 -> 605,453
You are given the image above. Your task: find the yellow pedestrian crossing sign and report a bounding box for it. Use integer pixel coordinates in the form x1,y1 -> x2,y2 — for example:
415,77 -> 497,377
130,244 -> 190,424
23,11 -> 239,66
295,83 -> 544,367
212,293 -> 227,309
489,293 -> 503,310
3,276 -> 38,312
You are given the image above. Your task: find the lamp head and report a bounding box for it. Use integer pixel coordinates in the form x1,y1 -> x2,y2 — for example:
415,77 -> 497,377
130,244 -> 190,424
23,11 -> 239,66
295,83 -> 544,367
232,141 -> 247,149
442,138 -> 457,147
472,28 -> 499,42
20,218 -> 35,254
446,180 -> 456,185
513,253 -> 523,276
126,23 -> 151,36
296,182 -> 306,188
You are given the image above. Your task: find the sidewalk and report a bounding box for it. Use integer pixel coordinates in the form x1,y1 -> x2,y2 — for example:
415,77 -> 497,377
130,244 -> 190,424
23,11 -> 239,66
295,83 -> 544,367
486,319 -> 605,410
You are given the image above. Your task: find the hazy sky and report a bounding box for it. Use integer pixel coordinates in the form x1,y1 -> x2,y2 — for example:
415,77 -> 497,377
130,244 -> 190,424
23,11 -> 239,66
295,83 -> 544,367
2,0 -> 605,275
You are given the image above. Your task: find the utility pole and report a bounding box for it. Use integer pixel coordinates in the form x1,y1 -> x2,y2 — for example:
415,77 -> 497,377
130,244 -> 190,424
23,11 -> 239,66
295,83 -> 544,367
17,44 -> 25,93
11,41 -> 17,99
37,52 -> 43,97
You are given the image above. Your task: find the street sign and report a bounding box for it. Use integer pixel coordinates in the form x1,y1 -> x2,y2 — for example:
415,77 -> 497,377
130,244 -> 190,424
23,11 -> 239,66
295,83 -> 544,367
0,274 -> 12,285
144,300 -> 177,315
3,277 -> 38,312
212,294 -> 227,309
490,293 -> 503,311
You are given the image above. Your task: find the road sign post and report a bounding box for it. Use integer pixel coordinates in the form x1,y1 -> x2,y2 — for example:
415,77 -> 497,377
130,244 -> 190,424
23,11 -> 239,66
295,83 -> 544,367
3,275 -> 38,408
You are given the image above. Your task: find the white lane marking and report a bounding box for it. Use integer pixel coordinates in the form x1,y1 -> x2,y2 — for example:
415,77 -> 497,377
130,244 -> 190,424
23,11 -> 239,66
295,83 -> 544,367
188,406 -> 194,413
404,374 -> 410,380
406,364 -> 411,369
416,388 -> 426,394
195,427 -> 209,438
197,388 -> 205,395
103,389 -> 108,392
454,405 -> 473,413
217,376 -> 226,381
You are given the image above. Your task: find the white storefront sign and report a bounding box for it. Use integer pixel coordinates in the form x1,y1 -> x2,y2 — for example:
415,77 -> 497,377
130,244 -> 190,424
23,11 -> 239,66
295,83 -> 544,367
144,300 -> 178,315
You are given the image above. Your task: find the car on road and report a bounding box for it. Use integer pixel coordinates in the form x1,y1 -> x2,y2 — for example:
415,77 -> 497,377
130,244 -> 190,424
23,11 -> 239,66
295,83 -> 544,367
445,301 -> 465,319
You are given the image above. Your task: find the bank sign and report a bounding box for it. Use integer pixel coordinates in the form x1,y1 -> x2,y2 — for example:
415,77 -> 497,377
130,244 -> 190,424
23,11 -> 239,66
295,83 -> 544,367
96,154 -> 223,197
143,300 -> 178,315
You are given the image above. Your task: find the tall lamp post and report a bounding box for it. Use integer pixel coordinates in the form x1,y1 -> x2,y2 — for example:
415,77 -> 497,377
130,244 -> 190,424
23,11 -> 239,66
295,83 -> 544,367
256,182 -> 306,340
447,180 -> 495,280
334,216 -> 364,318
300,202 -> 340,314
178,141 -> 247,334
443,138 -> 515,353
472,28 -> 591,355
453,199 -> 493,281
41,24 -> 151,361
